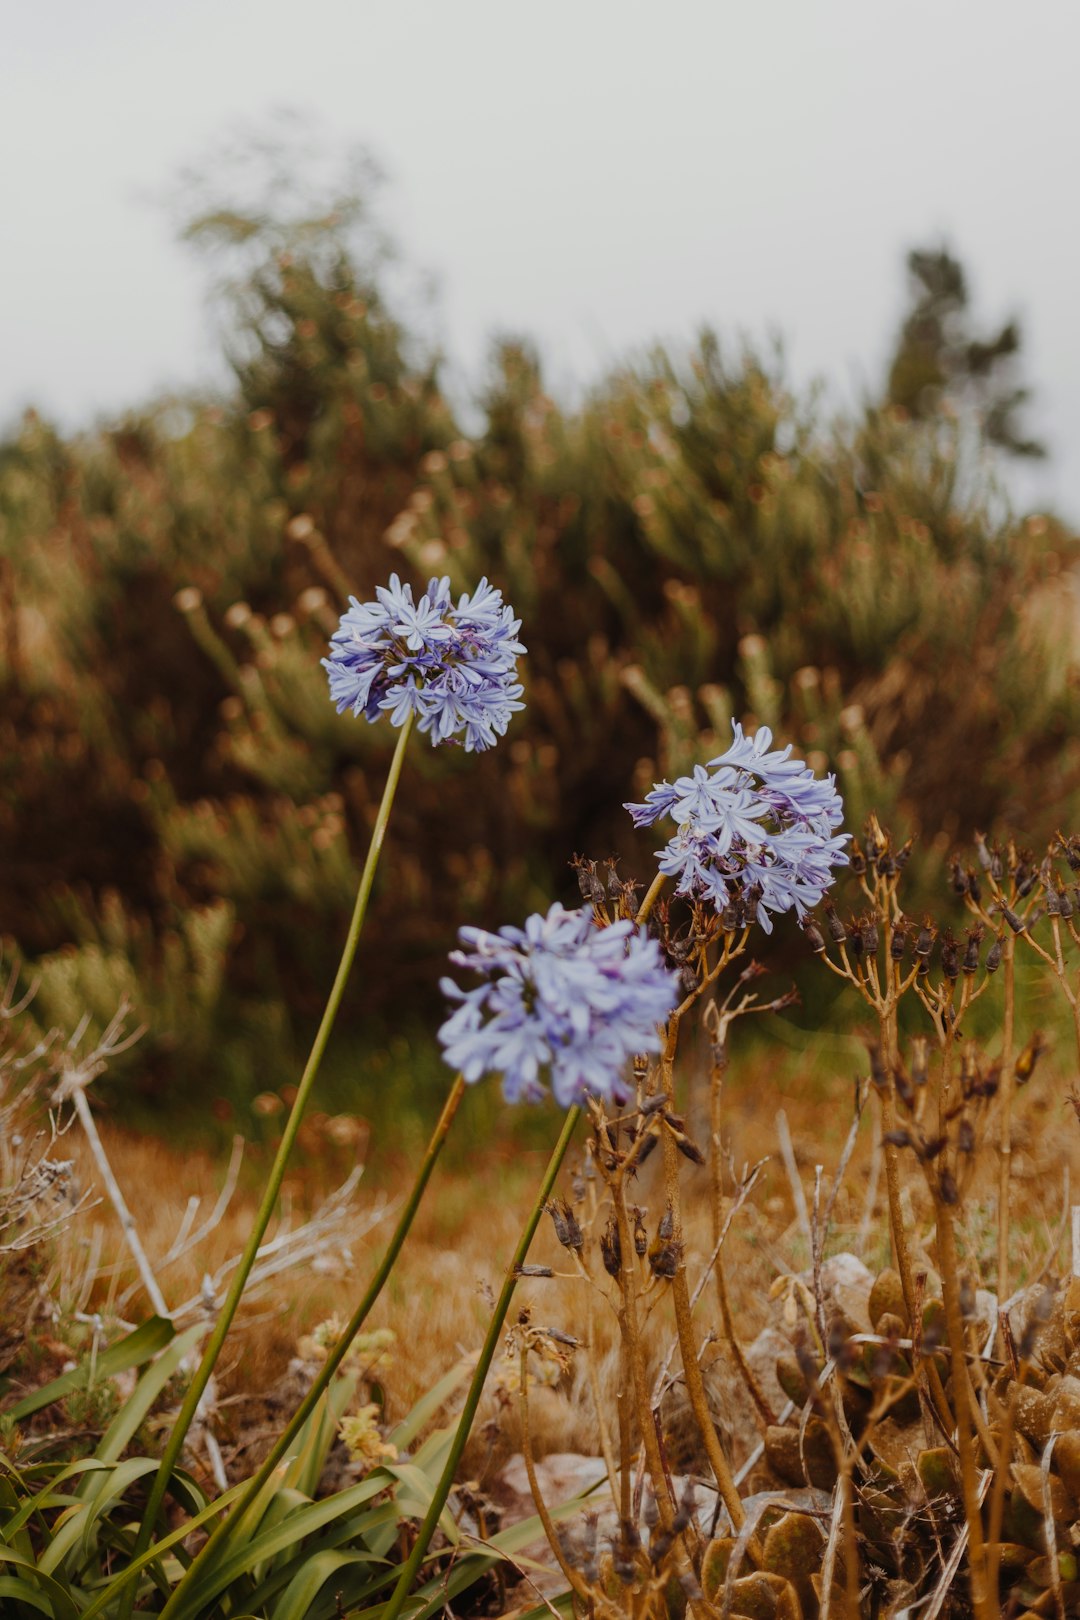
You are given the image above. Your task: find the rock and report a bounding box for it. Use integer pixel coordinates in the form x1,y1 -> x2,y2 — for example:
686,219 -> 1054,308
744,1326 -> 795,1419
814,1253 -> 874,1334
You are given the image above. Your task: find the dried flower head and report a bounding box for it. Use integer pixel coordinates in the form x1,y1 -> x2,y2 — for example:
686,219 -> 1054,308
625,722 -> 848,932
323,573 -> 525,751
438,903 -> 679,1106
339,1404 -> 398,1471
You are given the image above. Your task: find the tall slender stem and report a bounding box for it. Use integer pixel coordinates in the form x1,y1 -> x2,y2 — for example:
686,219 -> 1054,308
129,714 -> 414,1598
162,1068 -> 464,1620
996,934 -> 1016,1301
936,1198 -> 993,1620
381,1104 -> 581,1620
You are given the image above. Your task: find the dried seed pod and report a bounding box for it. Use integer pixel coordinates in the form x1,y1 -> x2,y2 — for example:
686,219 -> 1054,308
1001,904 -> 1025,935
515,1264 -> 554,1278
915,920 -> 936,958
890,921 -> 908,962
632,1207 -> 647,1258
850,841 -> 866,876
822,897 -> 847,944
648,1528 -> 674,1567
938,1167 -> 960,1206
547,1198 -> 583,1251
867,1043 -> 889,1090
801,915 -> 826,953
669,1123 -> 706,1164
883,1128 -> 913,1149
861,913 -> 880,957
985,933 -> 1004,973
672,1481 -> 696,1534
600,1214 -> 622,1277
893,1065 -> 915,1109
648,1234 -> 683,1279
633,1132 -> 658,1170
941,932 -> 960,981
962,926 -> 983,974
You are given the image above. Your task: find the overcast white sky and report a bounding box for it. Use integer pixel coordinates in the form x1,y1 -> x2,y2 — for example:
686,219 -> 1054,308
3,1 -> 1078,518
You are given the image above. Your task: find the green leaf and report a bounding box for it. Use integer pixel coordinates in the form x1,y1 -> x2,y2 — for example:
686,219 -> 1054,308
281,1371 -> 356,1498
164,1470 -> 397,1620
0,1547 -> 81,1620
6,1318 -> 176,1423
269,1548 -> 377,1620
78,1481 -> 246,1620
388,1360 -> 471,1451
40,1457 -> 162,1576
93,1323 -> 206,1464
0,1573 -> 57,1615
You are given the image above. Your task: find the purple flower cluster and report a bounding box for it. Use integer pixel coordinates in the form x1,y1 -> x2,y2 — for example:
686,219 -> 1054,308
324,574 -> 525,752
626,723 -> 849,932
438,903 -> 679,1106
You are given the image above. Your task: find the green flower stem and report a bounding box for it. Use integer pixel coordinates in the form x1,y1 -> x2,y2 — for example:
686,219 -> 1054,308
161,1069 -> 467,1619
127,712 -> 415,1605
381,1104 -> 582,1620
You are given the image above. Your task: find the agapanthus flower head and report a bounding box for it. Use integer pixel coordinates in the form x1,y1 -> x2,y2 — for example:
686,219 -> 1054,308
626,722 -> 849,932
438,902 -> 679,1107
323,573 -> 525,752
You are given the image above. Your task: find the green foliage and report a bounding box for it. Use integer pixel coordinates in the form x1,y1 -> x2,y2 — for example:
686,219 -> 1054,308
0,1329 -> 578,1620
2,146 -> 1077,1104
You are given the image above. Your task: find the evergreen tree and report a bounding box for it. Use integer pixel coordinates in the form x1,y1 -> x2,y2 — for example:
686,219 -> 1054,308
886,245 -> 1046,458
